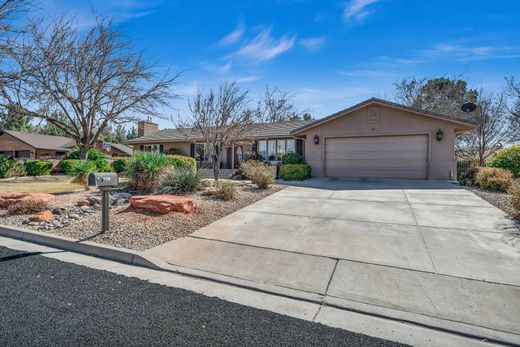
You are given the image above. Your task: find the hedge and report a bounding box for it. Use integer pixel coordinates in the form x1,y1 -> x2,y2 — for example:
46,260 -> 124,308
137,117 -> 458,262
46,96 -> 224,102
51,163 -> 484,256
61,158 -> 112,175
23,160 -> 53,176
0,155 -> 15,178
111,158 -> 129,173
486,145 -> 520,178
280,164 -> 312,181
60,159 -> 81,175
281,153 -> 303,165
165,155 -> 197,174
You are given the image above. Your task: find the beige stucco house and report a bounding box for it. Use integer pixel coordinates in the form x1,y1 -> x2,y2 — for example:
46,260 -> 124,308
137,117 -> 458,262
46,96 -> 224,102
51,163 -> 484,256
127,98 -> 476,180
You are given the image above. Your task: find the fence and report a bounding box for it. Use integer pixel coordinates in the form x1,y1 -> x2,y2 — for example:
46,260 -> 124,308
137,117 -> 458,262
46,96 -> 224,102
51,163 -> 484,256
456,159 -> 479,176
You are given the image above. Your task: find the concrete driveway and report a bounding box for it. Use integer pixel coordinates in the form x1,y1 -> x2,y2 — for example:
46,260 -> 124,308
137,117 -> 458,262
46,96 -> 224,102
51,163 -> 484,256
146,178 -> 520,344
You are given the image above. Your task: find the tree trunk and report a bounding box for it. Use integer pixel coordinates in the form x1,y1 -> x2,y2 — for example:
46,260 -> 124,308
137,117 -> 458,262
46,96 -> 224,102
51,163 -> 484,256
79,144 -> 90,160
213,152 -> 220,182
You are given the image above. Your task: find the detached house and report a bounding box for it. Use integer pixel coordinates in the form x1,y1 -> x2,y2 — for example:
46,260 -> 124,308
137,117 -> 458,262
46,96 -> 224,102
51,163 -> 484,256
127,97 -> 476,180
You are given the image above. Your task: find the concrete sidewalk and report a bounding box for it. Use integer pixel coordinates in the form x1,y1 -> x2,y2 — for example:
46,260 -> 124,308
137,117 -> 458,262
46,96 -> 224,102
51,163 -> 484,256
146,178 -> 520,344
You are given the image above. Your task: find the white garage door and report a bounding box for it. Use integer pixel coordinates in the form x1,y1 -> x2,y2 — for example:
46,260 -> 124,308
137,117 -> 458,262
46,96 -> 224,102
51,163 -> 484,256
325,135 -> 428,179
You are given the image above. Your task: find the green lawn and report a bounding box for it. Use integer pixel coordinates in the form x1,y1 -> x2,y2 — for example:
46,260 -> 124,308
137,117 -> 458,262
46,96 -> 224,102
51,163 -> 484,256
0,175 -> 82,194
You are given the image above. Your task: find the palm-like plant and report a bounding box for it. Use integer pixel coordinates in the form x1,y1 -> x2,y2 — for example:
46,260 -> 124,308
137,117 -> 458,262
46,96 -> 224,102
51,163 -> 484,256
70,160 -> 96,189
126,152 -> 168,192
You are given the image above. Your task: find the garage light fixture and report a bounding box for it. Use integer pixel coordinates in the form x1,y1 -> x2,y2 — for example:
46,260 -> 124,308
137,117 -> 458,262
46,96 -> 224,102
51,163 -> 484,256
436,129 -> 444,141
314,134 -> 319,145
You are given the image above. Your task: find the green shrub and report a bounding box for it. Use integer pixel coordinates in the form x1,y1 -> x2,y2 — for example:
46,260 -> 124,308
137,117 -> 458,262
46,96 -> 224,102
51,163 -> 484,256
69,160 -> 97,189
240,160 -> 275,189
0,155 -> 15,178
155,167 -> 201,195
165,155 -> 197,174
212,181 -> 237,201
9,162 -> 27,177
111,158 -> 129,173
458,167 -> 479,186
93,158 -> 113,172
60,159 -> 81,175
487,145 -> 520,178
280,164 -> 312,181
67,147 -> 106,160
7,200 -> 49,215
281,153 -> 303,165
476,167 -> 513,192
126,152 -> 169,192
23,160 -> 53,176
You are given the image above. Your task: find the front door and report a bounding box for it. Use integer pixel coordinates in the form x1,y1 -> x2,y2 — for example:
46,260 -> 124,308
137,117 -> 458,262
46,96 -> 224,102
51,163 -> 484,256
234,145 -> 243,169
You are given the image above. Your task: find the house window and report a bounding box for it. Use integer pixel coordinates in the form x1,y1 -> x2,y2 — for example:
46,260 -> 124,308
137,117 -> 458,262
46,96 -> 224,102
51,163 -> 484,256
195,143 -> 207,162
0,151 -> 14,159
268,140 -> 277,160
257,140 -> 267,161
277,140 -> 285,158
286,139 -> 295,154
141,144 -> 162,153
15,150 -> 31,159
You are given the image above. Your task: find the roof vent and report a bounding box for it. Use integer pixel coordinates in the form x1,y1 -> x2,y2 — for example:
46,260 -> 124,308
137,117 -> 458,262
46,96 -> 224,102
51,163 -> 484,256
367,107 -> 381,124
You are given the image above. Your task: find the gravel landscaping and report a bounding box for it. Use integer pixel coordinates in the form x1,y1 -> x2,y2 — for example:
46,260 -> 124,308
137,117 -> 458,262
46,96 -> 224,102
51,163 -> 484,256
468,187 -> 520,221
0,180 -> 284,250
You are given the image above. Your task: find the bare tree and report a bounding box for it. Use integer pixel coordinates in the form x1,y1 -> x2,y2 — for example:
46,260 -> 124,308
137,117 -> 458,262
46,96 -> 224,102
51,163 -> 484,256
1,16 -> 179,158
456,91 -> 512,165
181,81 -> 256,181
257,86 -> 301,123
505,76 -> 520,139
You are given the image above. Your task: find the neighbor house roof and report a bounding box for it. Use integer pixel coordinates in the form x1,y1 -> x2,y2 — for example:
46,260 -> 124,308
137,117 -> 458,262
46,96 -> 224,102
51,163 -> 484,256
1,129 -> 76,151
291,97 -> 478,135
126,120 -> 314,144
108,142 -> 134,156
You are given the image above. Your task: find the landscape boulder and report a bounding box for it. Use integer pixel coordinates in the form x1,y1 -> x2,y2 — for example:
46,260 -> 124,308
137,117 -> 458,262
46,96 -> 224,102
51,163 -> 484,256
77,199 -> 91,206
129,195 -> 196,214
29,210 -> 53,222
0,192 -> 55,208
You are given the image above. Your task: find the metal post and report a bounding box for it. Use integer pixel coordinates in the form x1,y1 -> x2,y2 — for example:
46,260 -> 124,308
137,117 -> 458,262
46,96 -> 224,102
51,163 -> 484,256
101,188 -> 110,232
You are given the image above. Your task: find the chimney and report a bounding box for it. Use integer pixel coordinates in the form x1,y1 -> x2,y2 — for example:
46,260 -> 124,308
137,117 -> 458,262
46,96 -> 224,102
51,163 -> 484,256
137,120 -> 159,137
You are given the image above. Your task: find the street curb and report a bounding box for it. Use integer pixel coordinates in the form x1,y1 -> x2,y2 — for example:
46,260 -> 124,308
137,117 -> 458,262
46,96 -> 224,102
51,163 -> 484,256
0,224 -> 162,270
0,224 -> 517,346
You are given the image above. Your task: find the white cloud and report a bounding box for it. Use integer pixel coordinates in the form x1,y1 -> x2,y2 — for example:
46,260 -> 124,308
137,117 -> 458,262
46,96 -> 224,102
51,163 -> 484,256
235,75 -> 262,83
300,37 -> 327,51
422,43 -> 493,60
232,27 -> 296,62
343,0 -> 378,21
338,69 -> 392,77
203,61 -> 233,75
218,23 -> 245,46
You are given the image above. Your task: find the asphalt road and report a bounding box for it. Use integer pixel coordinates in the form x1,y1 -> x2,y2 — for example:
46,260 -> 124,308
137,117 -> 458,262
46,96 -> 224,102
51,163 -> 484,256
0,246 -> 406,347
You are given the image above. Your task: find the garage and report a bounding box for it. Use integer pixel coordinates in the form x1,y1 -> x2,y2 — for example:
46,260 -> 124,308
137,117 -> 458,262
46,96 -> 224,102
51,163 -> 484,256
324,134 -> 428,179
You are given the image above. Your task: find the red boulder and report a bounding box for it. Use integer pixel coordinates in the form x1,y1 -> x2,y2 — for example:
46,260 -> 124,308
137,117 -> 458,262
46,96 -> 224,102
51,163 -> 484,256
129,195 -> 196,215
0,192 -> 55,208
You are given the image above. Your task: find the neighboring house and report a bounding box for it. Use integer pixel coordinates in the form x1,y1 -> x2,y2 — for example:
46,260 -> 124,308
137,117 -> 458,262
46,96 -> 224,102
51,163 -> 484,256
127,97 -> 477,180
0,129 -> 133,159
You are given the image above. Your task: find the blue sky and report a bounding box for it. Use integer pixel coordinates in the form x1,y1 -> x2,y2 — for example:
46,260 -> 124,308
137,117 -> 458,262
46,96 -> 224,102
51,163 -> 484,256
37,0 -> 520,128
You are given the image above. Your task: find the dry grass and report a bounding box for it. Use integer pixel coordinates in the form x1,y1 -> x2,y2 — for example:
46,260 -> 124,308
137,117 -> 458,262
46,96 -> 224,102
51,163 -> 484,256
0,175 -> 82,194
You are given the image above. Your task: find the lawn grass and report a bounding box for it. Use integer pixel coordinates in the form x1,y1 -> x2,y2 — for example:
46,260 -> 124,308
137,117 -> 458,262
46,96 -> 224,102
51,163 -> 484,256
0,175 -> 82,194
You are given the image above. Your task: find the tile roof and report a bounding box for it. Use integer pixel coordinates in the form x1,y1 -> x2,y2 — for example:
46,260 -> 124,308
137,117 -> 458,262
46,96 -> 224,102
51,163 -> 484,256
126,120 -> 314,144
1,130 -> 76,151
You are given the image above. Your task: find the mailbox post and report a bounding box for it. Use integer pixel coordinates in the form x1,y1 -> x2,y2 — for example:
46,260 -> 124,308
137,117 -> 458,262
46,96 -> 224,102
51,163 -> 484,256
88,172 -> 119,232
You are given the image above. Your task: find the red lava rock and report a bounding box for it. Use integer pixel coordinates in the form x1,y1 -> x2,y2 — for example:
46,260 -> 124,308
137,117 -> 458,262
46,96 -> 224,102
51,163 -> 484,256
0,192 -> 55,207
77,199 -> 91,206
29,210 -> 53,222
129,195 -> 196,215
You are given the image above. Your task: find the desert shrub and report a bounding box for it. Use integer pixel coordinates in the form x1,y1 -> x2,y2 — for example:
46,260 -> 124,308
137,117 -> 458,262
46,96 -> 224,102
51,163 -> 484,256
280,164 -> 312,181
281,153 -> 303,165
458,167 -> 479,186
23,160 -> 53,176
165,155 -> 197,174
511,182 -> 520,213
69,160 -> 97,188
211,181 -> 237,201
155,167 -> 201,195
126,152 -> 169,192
476,167 -> 513,192
487,145 -> 520,178
11,162 -> 27,177
60,159 -> 81,175
111,158 -> 129,173
0,155 -> 15,178
239,160 -> 276,188
7,200 -> 49,215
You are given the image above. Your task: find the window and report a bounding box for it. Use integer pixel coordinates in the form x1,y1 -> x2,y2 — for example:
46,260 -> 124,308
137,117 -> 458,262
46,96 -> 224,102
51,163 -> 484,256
268,140 -> 277,160
257,140 -> 267,160
15,150 -> 31,159
277,140 -> 285,158
286,139 -> 295,154
0,151 -> 14,159
141,144 -> 162,153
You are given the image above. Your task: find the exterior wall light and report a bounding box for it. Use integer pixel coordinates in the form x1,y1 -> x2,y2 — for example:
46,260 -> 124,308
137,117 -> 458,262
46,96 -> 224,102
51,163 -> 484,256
314,134 -> 319,145
436,129 -> 444,141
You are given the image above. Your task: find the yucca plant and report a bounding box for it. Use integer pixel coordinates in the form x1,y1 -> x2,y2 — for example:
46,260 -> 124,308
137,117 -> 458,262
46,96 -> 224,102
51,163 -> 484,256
126,152 -> 169,192
70,160 -> 97,189
155,167 -> 201,195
